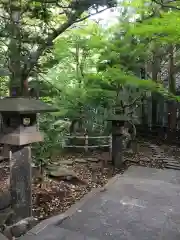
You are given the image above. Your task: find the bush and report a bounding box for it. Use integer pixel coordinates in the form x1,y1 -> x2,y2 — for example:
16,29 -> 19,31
32,113 -> 70,167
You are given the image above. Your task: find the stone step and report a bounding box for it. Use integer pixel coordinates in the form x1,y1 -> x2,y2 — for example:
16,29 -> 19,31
165,165 -> 180,170
165,162 -> 180,166
163,159 -> 179,163
165,162 -> 180,168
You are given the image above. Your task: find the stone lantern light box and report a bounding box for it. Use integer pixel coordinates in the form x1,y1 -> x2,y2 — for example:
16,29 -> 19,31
0,97 -> 57,145
108,115 -> 132,130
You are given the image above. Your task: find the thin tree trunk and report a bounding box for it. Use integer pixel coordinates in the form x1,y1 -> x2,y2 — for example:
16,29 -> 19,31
8,5 -> 28,97
141,63 -> 148,126
75,41 -> 84,133
151,50 -> 160,127
75,42 -> 80,86
8,7 -> 21,96
168,45 -> 176,134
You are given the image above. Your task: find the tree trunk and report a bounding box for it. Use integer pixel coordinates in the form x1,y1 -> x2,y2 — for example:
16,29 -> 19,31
8,6 -> 28,97
8,8 -> 21,96
151,49 -> 160,127
141,63 -> 148,126
168,45 -> 176,136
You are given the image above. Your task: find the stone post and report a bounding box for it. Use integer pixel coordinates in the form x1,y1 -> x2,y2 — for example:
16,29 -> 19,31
112,133 -> 123,168
111,120 -> 125,169
9,145 -> 32,222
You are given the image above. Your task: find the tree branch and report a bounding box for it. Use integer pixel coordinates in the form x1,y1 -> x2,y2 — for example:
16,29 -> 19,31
22,10 -> 84,78
152,0 -> 180,10
124,95 -> 142,109
23,6 -> 110,78
32,0 -> 62,3
80,49 -> 88,77
136,12 -> 156,23
74,7 -> 109,23
38,73 -> 62,93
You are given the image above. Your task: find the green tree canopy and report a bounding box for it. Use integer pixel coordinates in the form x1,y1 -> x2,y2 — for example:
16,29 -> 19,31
0,0 -> 116,96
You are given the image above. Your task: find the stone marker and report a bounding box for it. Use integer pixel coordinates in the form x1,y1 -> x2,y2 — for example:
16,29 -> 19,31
10,146 -> 32,220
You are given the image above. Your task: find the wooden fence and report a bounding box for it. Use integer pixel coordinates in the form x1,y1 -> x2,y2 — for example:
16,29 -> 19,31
64,135 -> 112,152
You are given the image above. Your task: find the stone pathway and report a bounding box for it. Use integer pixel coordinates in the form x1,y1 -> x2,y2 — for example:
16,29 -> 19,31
20,166 -> 180,240
145,143 -> 180,170
124,141 -> 180,170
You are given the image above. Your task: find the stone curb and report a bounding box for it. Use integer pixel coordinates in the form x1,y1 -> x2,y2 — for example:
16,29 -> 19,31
25,173 -> 122,236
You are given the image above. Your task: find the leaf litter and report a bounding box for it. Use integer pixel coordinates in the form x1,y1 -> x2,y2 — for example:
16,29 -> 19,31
0,140 -> 178,222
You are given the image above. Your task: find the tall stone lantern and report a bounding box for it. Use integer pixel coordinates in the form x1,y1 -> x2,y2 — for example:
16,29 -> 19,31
108,108 -> 132,169
0,97 -> 57,222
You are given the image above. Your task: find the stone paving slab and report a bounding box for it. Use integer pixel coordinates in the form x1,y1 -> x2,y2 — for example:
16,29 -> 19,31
20,166 -> 180,240
123,165 -> 180,184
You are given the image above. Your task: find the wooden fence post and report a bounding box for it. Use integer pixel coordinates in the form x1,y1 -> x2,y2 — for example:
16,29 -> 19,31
85,134 -> 88,153
109,134 -> 112,161
64,135 -> 111,152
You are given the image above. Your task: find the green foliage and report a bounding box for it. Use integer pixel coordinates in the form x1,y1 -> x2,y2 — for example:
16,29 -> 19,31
129,12 -> 180,45
32,113 -> 71,164
21,0 -> 180,162
0,0 -> 115,94
0,77 -> 8,97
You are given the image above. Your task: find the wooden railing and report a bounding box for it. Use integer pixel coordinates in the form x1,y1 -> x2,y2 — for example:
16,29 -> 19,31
64,135 -> 112,152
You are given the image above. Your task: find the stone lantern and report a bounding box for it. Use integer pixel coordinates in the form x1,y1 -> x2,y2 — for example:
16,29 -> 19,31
0,97 -> 57,222
107,108 -> 132,169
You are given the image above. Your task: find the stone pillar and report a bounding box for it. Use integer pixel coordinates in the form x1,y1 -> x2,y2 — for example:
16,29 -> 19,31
111,120 -> 125,169
9,145 -> 32,222
112,134 -> 123,168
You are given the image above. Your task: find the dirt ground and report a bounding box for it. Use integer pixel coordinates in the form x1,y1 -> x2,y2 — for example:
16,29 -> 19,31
0,140 -> 178,221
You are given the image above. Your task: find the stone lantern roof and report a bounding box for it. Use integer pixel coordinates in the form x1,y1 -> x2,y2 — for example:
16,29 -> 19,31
0,97 -> 58,113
